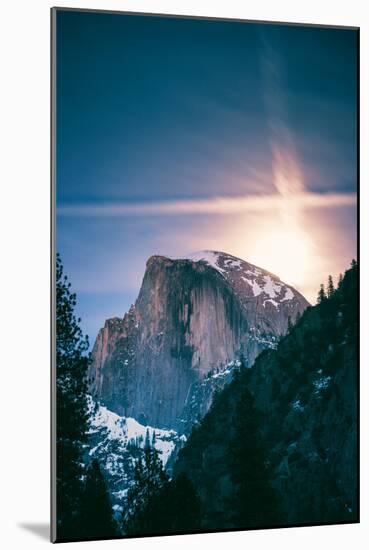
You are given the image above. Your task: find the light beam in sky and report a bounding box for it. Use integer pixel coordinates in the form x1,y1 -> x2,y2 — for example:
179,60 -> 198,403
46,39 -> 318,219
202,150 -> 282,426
247,35 -> 314,288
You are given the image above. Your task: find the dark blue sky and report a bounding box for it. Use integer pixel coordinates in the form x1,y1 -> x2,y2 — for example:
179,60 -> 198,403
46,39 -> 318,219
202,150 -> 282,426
56,10 -> 357,344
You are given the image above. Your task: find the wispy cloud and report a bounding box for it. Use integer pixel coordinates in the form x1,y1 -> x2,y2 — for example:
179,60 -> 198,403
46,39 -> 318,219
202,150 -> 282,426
58,192 -> 355,218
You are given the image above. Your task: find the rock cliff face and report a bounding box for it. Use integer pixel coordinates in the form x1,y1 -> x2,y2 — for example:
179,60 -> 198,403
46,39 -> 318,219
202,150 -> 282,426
89,251 -> 309,430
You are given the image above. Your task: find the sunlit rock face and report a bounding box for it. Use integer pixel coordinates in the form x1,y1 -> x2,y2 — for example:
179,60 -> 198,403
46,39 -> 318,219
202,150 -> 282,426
88,251 -> 309,431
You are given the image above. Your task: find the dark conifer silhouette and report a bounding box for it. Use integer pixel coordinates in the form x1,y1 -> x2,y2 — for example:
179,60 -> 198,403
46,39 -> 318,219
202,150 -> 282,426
122,447 -> 202,535
317,283 -> 326,303
228,387 -> 279,528
56,253 -> 90,538
123,447 -> 169,535
56,255 -> 116,540
79,459 -> 118,539
287,315 -> 293,333
156,473 -> 202,534
327,275 -> 335,298
144,428 -> 151,449
338,273 -> 344,289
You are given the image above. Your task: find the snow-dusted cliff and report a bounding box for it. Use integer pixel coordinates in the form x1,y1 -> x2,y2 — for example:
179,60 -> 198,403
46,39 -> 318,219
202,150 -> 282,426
88,251 -> 309,431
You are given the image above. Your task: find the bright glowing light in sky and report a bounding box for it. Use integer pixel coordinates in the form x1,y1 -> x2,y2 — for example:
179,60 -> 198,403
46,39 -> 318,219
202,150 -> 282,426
245,141 -> 313,288
248,225 -> 313,287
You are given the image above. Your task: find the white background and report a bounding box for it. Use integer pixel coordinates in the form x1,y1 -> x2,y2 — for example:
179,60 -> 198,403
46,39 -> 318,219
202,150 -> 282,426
0,0 -> 368,548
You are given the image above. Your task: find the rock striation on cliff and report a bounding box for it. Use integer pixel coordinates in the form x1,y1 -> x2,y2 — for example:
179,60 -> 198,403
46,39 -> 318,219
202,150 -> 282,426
88,251 -> 309,430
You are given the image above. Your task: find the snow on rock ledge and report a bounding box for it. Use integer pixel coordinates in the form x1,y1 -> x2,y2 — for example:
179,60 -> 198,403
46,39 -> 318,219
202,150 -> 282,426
88,396 -> 185,467
173,250 -> 300,309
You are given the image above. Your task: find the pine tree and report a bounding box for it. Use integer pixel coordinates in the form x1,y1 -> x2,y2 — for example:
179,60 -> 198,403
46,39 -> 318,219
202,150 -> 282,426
157,473 -> 202,534
287,315 -> 293,333
228,387 -> 279,528
317,283 -> 326,304
327,275 -> 335,298
144,428 -> 151,449
338,273 -> 344,289
56,254 -> 90,539
79,459 -> 118,539
123,447 -> 169,535
123,464 -> 202,535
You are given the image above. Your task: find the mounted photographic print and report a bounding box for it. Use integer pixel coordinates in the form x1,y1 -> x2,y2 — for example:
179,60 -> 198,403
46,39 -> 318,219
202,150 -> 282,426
51,7 -> 359,543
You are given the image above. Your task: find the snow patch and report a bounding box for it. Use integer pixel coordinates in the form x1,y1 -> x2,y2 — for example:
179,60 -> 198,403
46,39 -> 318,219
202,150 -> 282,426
224,258 -> 242,269
280,287 -> 294,301
262,276 -> 282,298
113,489 -> 128,499
249,326 -> 278,349
170,251 -> 297,307
292,399 -> 304,412
246,268 -> 262,276
313,376 -> 332,393
211,368 -> 232,379
179,251 -> 227,276
242,276 -> 263,296
88,396 -> 179,466
263,298 -> 279,309
112,504 -> 123,513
